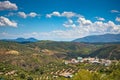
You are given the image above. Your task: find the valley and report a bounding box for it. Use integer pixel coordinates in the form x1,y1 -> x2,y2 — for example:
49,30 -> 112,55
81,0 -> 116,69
0,40 -> 120,80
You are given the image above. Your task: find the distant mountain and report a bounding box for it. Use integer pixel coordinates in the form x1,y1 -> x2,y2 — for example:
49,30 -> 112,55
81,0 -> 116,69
73,34 -> 120,43
2,37 -> 38,43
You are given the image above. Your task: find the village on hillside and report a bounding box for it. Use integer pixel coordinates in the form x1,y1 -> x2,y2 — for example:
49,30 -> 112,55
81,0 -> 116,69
64,57 -> 112,66
58,57 -> 113,78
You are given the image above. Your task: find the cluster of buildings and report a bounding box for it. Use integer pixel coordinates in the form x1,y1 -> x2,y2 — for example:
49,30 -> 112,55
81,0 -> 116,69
65,57 -> 112,66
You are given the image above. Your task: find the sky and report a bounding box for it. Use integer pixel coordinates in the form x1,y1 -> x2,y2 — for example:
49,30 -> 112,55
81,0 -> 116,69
0,0 -> 120,41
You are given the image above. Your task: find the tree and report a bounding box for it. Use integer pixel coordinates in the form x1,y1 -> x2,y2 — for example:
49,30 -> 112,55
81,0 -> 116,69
27,76 -> 33,80
20,73 -> 25,79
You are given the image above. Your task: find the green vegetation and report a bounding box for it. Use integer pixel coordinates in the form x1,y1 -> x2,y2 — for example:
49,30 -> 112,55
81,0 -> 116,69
27,41 -> 101,58
0,40 -> 120,79
90,45 -> 120,59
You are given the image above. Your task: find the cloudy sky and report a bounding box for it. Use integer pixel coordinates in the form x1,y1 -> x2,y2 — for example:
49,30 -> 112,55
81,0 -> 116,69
0,0 -> 120,41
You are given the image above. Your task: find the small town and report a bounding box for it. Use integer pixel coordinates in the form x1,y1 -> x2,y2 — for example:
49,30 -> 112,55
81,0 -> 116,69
64,57 -> 112,66
57,57 -> 112,78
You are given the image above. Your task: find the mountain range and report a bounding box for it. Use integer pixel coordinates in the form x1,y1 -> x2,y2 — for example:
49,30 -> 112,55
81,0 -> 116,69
73,34 -> 120,43
1,33 -> 120,43
2,37 -> 38,43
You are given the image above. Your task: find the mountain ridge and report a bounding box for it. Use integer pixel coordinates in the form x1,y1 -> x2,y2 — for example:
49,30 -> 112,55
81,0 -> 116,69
73,34 -> 120,43
1,37 -> 38,43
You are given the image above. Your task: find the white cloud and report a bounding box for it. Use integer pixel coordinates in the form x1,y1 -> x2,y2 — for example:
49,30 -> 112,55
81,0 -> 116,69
0,1 -> 18,11
0,16 -> 17,27
63,23 -> 76,28
95,17 -> 105,21
52,11 -> 61,16
3,18 -> 120,40
111,10 -> 119,13
46,11 -> 61,18
116,17 -> 120,22
46,11 -> 82,18
77,17 -> 92,26
63,19 -> 76,28
1,11 -> 120,41
18,12 -> 27,18
37,17 -> 120,40
28,12 -> 38,17
46,14 -> 52,18
4,16 -> 120,41
61,12 -> 77,18
18,12 -> 38,18
0,32 -> 22,39
68,19 -> 73,24
75,17 -> 120,35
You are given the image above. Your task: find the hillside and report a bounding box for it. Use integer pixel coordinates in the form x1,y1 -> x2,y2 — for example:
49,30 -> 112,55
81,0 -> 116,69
27,41 -> 120,59
90,45 -> 120,60
73,34 -> 120,43
0,40 -> 100,71
1,40 -> 120,62
0,41 -> 60,71
0,40 -> 120,79
27,41 -> 100,58
0,41 -> 34,54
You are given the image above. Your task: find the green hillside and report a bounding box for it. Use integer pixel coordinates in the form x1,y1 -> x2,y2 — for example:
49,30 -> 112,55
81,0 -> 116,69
0,40 -> 120,80
90,44 -> 120,60
0,41 -> 61,70
27,41 -> 101,58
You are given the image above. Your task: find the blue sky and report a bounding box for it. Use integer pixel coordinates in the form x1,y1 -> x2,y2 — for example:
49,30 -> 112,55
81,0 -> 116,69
0,0 -> 120,41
